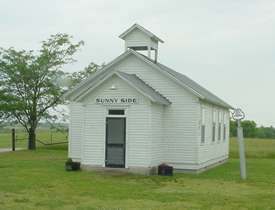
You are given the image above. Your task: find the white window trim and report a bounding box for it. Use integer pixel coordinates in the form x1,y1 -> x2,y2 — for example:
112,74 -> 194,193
212,109 -> 217,143
201,107 -> 206,144
223,112 -> 227,141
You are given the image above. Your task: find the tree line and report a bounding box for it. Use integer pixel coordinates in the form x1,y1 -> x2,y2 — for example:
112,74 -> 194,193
230,120 -> 275,139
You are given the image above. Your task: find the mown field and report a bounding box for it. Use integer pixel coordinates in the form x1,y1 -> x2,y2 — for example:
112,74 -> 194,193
0,130 -> 68,149
0,135 -> 275,210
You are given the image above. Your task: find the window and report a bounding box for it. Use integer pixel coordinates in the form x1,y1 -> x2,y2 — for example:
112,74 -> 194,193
212,110 -> 216,142
223,124 -> 226,141
218,112 -> 222,141
108,109 -> 125,115
201,108 -> 206,144
218,123 -> 221,141
223,113 -> 227,141
212,123 -> 216,142
201,125 -> 206,143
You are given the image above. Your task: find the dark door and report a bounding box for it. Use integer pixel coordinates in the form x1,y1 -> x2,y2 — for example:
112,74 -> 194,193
105,118 -> 126,168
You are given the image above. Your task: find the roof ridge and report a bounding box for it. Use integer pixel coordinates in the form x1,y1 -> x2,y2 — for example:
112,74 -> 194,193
66,49 -> 232,109
134,51 -> 232,109
159,63 -> 232,107
64,50 -> 132,99
119,23 -> 164,43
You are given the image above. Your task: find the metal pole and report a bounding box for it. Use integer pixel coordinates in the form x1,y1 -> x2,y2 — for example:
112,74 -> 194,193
12,128 -> 15,151
237,120 -> 247,180
51,130 -> 53,145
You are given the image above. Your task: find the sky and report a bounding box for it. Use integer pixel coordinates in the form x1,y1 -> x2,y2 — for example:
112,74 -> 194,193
0,0 -> 275,126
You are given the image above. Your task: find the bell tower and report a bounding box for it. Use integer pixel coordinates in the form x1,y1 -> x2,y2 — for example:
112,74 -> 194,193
119,23 -> 164,62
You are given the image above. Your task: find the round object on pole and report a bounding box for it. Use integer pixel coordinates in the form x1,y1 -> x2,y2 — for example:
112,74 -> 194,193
232,108 -> 245,121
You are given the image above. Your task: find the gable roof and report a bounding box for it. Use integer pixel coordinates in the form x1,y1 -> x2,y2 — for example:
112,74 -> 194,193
116,71 -> 171,105
119,23 -> 164,43
64,49 -> 233,109
138,54 -> 233,109
64,50 -> 133,100
71,71 -> 171,105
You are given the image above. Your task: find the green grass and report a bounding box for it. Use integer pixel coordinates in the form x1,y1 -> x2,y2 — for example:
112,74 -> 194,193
230,137 -> 275,159
0,137 -> 275,210
0,130 -> 68,148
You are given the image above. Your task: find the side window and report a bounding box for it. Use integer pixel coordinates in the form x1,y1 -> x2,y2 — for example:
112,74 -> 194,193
223,112 -> 227,141
212,110 -> 216,142
218,111 -> 222,141
201,108 -> 206,144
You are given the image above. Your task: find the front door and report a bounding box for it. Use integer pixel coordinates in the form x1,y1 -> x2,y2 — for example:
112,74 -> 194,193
105,118 -> 126,168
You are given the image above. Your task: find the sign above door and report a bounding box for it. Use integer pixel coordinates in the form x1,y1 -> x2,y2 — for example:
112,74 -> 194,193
95,97 -> 138,105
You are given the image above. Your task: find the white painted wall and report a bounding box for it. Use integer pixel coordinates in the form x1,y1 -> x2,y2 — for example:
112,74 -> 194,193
113,55 -> 201,169
81,104 -> 104,166
78,75 -> 152,168
150,103 -> 164,166
124,28 -> 158,50
69,53 -> 229,171
68,102 -> 83,161
198,102 -> 230,166
124,28 -> 150,48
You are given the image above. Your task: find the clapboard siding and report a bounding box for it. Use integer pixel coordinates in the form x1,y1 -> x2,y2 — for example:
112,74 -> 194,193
150,103 -> 164,166
198,102 -> 230,164
68,102 -> 83,160
80,75 -> 152,167
127,104 -> 151,167
67,23 -> 232,172
69,53 -> 229,170
82,75 -> 146,104
124,28 -> 151,48
81,104 -> 105,166
114,55 -> 200,167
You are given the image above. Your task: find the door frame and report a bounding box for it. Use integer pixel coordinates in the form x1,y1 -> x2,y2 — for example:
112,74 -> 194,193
105,117 -> 126,168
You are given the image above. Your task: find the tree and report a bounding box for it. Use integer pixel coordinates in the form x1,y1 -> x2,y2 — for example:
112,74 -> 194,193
230,120 -> 257,138
0,34 -> 83,150
230,120 -> 237,137
241,120 -> 257,138
68,62 -> 100,89
230,120 -> 275,139
256,126 -> 275,139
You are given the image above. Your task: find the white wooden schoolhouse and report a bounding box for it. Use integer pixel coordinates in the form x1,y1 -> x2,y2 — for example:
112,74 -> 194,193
64,24 -> 233,174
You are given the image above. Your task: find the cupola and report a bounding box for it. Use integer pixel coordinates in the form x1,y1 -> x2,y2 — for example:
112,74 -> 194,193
119,23 -> 164,62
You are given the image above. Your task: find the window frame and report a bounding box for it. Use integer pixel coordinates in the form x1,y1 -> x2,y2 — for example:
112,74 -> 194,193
108,109 -> 125,115
218,122 -> 221,141
212,110 -> 216,142
212,122 -> 216,142
218,111 -> 222,141
201,108 -> 206,144
223,112 -> 227,141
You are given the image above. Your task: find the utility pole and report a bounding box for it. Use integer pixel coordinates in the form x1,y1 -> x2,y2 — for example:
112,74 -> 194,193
12,128 -> 15,151
232,108 -> 247,180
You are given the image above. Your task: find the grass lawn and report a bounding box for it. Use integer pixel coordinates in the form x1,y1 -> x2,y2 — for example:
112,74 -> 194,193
0,130 -> 68,149
0,138 -> 275,210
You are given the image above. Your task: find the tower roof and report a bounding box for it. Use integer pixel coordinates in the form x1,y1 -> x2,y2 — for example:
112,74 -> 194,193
119,23 -> 164,43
